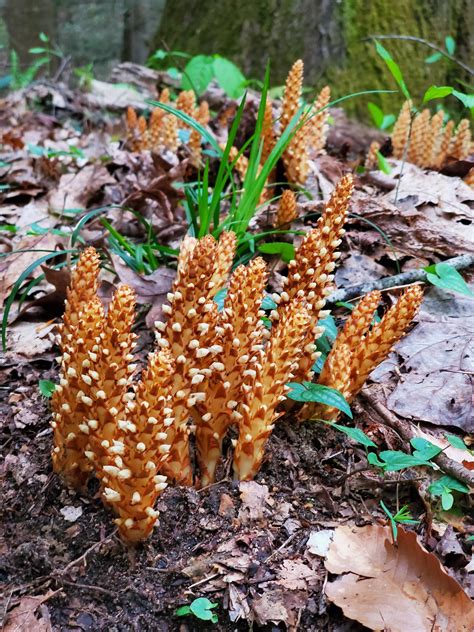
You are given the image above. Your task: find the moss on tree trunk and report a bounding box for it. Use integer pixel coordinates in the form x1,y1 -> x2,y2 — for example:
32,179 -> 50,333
153,0 -> 473,118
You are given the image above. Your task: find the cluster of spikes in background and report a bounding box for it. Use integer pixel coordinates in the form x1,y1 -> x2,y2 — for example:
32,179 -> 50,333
50,174 -> 423,544
366,100 -> 473,186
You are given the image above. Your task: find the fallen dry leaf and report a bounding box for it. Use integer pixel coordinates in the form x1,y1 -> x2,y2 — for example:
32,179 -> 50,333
276,559 -> 316,590
238,481 -> 269,524
325,524 -> 474,631
352,165 -> 474,258
48,164 -> 115,213
4,593 -> 53,632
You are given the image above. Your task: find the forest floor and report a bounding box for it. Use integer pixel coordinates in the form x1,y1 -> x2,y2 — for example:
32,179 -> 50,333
1,65 -> 473,631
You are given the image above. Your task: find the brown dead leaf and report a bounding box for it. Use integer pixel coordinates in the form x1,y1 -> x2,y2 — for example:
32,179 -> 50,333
325,525 -> 474,631
238,481 -> 269,524
48,164 -> 115,213
218,493 -> 236,518
0,233 -> 61,307
4,593 -> 53,632
6,321 -> 56,358
251,587 -> 307,628
352,166 -> 474,258
109,253 -> 176,328
276,559 -> 316,590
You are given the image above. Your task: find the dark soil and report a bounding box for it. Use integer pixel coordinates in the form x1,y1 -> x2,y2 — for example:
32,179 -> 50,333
1,353 -> 421,631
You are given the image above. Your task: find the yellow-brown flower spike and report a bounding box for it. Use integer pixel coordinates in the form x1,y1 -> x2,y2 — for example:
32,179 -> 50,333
425,109 -> 444,168
391,101 -> 411,159
280,59 -> 303,135
163,114 -> 178,152
348,285 -> 423,400
189,127 -> 202,167
280,174 -> 353,382
149,107 -> 164,150
176,90 -> 196,127
126,106 -> 140,150
365,141 -> 381,170
196,100 -> 210,126
227,146 -> 249,183
101,350 -> 174,543
274,190 -> 297,227
195,257 -> 268,486
51,297 -> 105,489
81,285 -> 137,479
304,343 -> 353,422
233,300 -> 311,481
62,247 -> 101,334
283,123 -> 309,185
155,235 -> 224,485
302,291 -> 381,421
309,85 -> 331,153
451,119 -> 471,160
407,109 -> 430,165
137,115 -> 149,150
261,98 -> 276,164
435,119 -> 455,168
209,230 -> 237,293
464,167 -> 474,189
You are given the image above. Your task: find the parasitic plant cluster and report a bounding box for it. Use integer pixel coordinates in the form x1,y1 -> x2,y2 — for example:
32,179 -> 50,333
391,102 -> 471,169
126,88 -> 210,166
225,60 -> 331,190
51,174 -> 423,542
303,286 -> 424,421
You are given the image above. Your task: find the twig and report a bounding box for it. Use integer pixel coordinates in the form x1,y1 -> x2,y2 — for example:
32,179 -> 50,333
365,35 -> 473,76
55,530 -> 116,578
60,579 -> 121,598
360,389 -> 474,487
327,253 -> 474,304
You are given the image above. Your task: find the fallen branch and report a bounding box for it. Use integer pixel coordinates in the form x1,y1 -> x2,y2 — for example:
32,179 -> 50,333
327,253 -> 474,304
365,35 -> 474,76
360,389 -> 474,488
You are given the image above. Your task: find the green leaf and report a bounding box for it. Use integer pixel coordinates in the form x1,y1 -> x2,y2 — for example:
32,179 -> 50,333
213,56 -> 245,98
318,315 -> 337,342
367,102 -> 384,128
441,491 -> 454,511
39,32 -> 49,42
39,379 -> 56,398
422,85 -> 453,103
213,288 -> 227,311
425,52 -> 443,64
451,90 -> 474,109
332,423 -> 377,447
261,294 -> 277,311
429,475 -> 469,496
445,433 -> 466,450
29,47 -> 48,55
368,452 -> 386,468
181,55 -> 214,95
376,151 -> 391,174
374,41 -> 411,101
175,606 -> 192,617
372,450 -> 434,472
189,597 -> 218,622
425,263 -> 474,296
410,437 -> 442,461
258,241 -> 295,263
445,36 -> 456,55
287,382 -> 352,418
381,113 -> 396,130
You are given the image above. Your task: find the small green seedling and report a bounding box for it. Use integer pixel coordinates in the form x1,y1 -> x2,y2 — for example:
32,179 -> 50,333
175,597 -> 218,624
380,500 -> 419,541
428,475 -> 469,511
286,382 -> 353,418
424,263 -> 474,297
39,380 -> 56,398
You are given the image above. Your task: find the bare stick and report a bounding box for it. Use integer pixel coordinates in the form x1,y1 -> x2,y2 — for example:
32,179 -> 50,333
327,253 -> 474,304
365,35 -> 473,76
